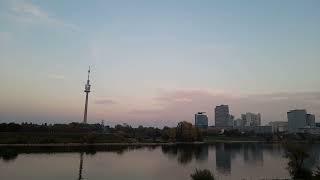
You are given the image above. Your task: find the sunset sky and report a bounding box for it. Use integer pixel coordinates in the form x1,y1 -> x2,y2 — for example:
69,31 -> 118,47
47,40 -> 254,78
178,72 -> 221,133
1,0 -> 320,127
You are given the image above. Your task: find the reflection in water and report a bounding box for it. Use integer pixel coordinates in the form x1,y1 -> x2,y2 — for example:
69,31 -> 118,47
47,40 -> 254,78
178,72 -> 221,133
161,143 -> 268,174
216,143 -> 231,174
303,144 -> 320,170
243,143 -> 263,166
0,148 -> 18,162
160,143 -> 307,176
1,143 -> 320,180
161,144 -> 209,165
78,152 -> 84,180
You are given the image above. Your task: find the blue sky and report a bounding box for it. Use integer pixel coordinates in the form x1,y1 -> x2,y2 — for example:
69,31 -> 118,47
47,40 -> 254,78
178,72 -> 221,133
0,0 -> 320,126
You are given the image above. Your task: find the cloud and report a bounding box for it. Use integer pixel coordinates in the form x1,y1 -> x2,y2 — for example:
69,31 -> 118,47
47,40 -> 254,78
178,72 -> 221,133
245,92 -> 320,104
94,99 -> 116,105
48,74 -> 65,80
11,1 -> 48,19
128,89 -> 320,126
9,1 -> 78,31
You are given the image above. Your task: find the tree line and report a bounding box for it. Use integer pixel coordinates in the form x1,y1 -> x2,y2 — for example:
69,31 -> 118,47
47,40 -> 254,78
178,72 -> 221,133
0,121 -> 203,143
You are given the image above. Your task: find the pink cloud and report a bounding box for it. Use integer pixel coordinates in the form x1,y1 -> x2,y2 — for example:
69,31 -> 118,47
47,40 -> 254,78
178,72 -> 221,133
125,90 -> 320,126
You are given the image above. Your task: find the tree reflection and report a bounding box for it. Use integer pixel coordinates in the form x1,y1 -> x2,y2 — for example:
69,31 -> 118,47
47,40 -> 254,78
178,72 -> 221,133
0,143 -> 319,179
161,144 -> 209,165
0,148 -> 18,162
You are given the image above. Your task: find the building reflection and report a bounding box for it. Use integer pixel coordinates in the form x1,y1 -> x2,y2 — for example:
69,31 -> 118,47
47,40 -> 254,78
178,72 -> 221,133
215,143 -> 265,174
161,143 -> 266,172
243,143 -> 263,166
215,143 -> 231,174
161,144 -> 209,165
1,143 -> 320,177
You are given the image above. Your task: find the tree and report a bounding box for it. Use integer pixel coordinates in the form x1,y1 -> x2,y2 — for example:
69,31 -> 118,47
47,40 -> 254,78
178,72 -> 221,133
162,127 -> 176,142
176,121 -> 197,142
190,169 -> 215,180
284,143 -> 312,180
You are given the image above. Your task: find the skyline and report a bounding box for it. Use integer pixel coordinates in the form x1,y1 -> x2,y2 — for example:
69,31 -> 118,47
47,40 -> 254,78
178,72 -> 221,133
1,0 -> 320,127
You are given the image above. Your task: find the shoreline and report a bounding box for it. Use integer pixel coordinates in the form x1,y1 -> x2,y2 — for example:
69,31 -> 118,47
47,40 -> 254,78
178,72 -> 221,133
1,140 -> 318,147
0,141 -> 276,147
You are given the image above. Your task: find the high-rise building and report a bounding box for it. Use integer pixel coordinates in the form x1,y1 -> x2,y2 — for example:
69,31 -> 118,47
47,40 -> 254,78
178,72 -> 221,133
215,105 -> 232,127
234,118 -> 245,127
287,109 -> 307,133
242,113 -> 261,126
241,114 -> 247,126
83,67 -> 91,124
306,113 -> 316,127
195,112 -> 208,129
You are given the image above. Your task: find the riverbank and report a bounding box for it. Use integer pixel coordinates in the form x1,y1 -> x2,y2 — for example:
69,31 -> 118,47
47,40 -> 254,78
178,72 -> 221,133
0,141 -> 276,147
0,131 -> 272,145
1,131 -> 318,146
0,137 -> 316,147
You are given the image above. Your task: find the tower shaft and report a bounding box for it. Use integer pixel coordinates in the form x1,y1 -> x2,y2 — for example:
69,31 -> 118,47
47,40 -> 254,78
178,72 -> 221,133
83,92 -> 89,124
83,67 -> 91,124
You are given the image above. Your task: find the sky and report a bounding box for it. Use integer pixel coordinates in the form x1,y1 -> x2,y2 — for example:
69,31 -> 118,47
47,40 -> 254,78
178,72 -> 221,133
0,0 -> 320,127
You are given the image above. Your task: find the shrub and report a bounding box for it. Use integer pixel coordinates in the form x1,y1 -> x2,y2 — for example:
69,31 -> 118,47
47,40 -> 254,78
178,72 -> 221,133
190,169 -> 215,180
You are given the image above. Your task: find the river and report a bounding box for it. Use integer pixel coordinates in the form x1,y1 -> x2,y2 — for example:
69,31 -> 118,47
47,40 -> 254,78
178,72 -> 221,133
1,143 -> 320,180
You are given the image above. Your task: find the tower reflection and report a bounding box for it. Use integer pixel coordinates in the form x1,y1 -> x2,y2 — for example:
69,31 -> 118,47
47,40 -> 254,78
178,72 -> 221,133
78,152 -> 84,180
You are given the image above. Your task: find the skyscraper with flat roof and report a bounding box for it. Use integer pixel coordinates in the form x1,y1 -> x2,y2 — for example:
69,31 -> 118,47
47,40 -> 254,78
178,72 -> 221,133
287,109 -> 307,133
195,112 -> 208,129
242,112 -> 261,126
215,105 -> 232,127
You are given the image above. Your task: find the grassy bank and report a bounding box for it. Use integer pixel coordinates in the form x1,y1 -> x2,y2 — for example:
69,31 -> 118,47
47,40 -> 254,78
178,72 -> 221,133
0,132 -> 133,144
0,132 -> 271,145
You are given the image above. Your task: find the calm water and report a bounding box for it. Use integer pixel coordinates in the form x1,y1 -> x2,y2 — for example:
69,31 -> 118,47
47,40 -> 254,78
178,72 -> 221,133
1,143 -> 320,180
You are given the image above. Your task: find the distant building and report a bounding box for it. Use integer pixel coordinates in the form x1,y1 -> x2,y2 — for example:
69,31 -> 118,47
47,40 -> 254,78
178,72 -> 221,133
269,121 -> 288,133
241,112 -> 261,126
195,112 -> 208,129
234,118 -> 244,127
241,114 -> 247,125
306,114 -> 316,127
215,105 -> 233,127
299,127 -> 320,135
287,109 -> 307,133
237,126 -> 272,134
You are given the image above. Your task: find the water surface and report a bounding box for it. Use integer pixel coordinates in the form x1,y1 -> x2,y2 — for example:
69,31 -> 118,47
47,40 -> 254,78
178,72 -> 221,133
1,143 -> 320,180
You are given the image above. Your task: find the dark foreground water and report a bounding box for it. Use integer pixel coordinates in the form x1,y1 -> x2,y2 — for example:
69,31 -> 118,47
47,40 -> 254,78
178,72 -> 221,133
1,143 -> 320,180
